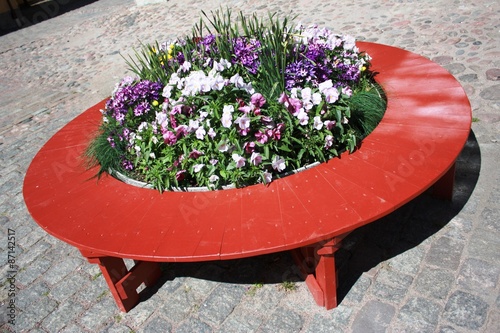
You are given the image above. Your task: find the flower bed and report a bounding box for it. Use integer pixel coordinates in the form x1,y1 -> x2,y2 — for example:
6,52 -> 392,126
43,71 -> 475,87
86,10 -> 386,191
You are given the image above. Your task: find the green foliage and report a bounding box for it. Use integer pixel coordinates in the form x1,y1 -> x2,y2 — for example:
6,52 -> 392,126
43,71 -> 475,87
349,83 -> 387,137
86,9 -> 386,191
85,126 -> 124,177
246,282 -> 264,296
279,281 -> 297,292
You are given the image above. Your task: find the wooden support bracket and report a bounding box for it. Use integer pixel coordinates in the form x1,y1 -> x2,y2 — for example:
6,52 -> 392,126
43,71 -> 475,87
80,250 -> 162,312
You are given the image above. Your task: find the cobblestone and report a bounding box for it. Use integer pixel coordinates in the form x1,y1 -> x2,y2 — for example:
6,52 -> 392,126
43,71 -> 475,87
397,297 -> 442,330
351,300 -> 395,333
41,256 -> 84,285
468,227 -> 500,263
176,317 -> 213,333
78,297 -> 117,331
414,266 -> 455,300
40,299 -> 85,332
48,272 -> 89,302
458,258 -> 500,291
1,0 -> 499,332
480,84 -> 500,100
443,290 -> 489,330
142,315 -> 172,332
425,236 -> 465,270
198,284 -> 247,326
259,306 -> 303,333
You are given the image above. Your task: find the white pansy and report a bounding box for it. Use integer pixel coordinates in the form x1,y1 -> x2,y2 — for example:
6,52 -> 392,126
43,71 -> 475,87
325,135 -> 334,148
323,87 -> 339,103
162,85 -> 173,98
235,114 -> 251,130
297,109 -> 309,125
318,80 -> 333,93
188,119 -> 200,131
199,111 -> 209,121
211,73 -> 226,90
301,87 -> 312,101
312,92 -> 322,105
342,35 -> 356,50
195,127 -> 206,140
232,154 -> 246,168
181,61 -> 192,72
263,171 -> 272,184
212,60 -> 224,72
223,105 -> 234,114
168,73 -> 181,86
218,142 -> 229,152
229,74 -> 254,94
193,164 -> 205,173
219,58 -> 231,69
221,114 -> 233,128
303,100 -> 314,110
271,156 -> 286,172
137,122 -> 149,132
313,116 -> 323,130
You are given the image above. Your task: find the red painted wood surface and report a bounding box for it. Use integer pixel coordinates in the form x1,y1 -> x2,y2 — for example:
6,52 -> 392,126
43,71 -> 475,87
23,42 -> 471,264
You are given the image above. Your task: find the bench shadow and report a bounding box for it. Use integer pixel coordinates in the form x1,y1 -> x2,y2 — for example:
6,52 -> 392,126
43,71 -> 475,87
138,130 -> 481,307
335,129 -> 481,302
1,0 -> 98,36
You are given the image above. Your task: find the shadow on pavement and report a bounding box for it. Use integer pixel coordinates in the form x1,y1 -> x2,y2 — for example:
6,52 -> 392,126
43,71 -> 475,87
1,0 -> 98,36
335,129 -> 481,302
137,130 -> 481,308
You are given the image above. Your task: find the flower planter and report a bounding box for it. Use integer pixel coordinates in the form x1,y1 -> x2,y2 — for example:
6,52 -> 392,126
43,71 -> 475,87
110,161 -> 321,191
88,14 -> 385,192
23,42 -> 471,312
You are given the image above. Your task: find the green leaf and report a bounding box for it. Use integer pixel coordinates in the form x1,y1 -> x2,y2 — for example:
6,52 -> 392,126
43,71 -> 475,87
278,144 -> 292,152
297,148 -> 305,161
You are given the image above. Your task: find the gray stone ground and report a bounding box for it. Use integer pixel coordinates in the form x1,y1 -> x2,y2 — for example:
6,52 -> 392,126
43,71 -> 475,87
0,0 -> 499,332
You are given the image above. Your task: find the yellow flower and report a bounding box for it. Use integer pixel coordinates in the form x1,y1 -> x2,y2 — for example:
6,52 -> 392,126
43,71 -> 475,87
149,46 -> 157,56
361,66 -> 367,71
152,100 -> 159,107
167,43 -> 175,60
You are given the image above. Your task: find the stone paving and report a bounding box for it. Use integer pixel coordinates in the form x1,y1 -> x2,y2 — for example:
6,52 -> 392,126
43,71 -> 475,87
0,0 -> 499,332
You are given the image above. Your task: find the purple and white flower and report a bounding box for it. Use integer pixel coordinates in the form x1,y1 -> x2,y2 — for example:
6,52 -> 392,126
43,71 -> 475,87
232,154 -> 246,168
271,155 -> 286,172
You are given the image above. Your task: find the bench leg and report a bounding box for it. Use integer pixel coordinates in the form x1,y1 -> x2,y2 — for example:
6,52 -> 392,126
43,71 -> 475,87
290,233 -> 349,310
432,163 -> 456,201
80,250 -> 161,312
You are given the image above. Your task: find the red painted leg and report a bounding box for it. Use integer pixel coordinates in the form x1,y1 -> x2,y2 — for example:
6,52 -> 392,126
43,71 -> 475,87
432,163 -> 456,200
291,233 -> 349,310
80,250 -> 161,312
315,240 -> 338,309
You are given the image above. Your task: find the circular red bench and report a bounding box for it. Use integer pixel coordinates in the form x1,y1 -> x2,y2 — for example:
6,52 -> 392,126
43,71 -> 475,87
23,42 -> 471,312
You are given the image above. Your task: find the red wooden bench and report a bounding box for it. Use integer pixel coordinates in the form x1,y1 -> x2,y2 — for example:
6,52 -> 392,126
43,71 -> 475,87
23,42 -> 471,312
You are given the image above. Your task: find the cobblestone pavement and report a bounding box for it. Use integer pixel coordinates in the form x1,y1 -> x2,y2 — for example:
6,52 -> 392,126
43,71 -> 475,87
1,0 -> 499,332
